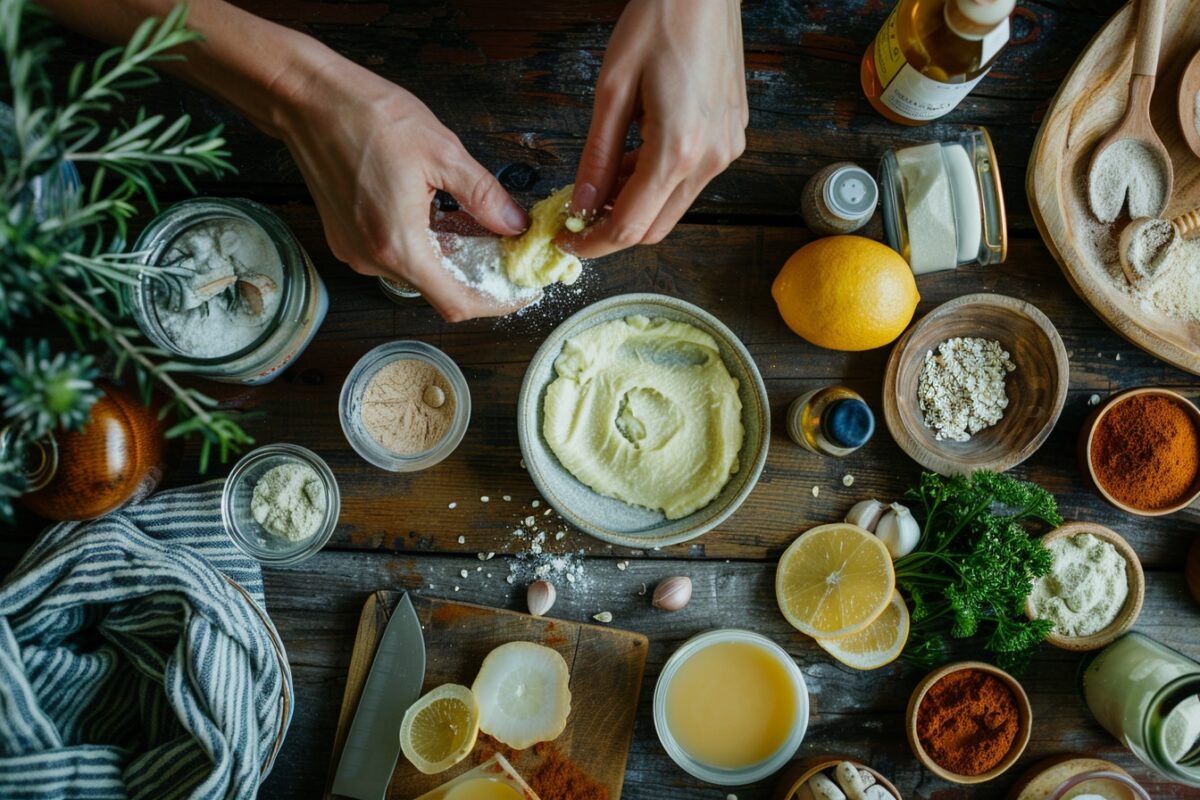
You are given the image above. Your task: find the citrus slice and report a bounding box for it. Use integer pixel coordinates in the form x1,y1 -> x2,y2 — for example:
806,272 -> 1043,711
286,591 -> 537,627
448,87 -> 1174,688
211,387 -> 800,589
472,641 -> 571,749
775,522 -> 896,638
815,590 -> 910,669
399,683 -> 479,775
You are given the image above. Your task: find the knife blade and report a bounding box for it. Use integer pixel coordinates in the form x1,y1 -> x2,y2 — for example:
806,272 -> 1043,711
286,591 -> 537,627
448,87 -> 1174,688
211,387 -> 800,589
332,592 -> 426,800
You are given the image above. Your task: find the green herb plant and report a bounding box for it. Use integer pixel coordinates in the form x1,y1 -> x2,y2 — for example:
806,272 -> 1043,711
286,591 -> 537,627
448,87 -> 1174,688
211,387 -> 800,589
0,0 -> 253,521
896,471 -> 1061,672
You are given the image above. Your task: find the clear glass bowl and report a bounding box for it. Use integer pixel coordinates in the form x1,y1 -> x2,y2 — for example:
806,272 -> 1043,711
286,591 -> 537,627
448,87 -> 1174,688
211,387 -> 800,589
221,443 -> 340,566
339,341 -> 471,472
653,629 -> 809,786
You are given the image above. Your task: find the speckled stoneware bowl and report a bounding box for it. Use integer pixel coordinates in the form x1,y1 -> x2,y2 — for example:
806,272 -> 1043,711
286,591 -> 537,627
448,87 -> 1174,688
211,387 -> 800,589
517,293 -> 769,548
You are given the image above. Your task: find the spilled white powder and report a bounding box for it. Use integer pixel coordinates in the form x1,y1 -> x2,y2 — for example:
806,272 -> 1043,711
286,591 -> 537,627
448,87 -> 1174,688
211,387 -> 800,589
427,230 -> 540,305
1088,138 -> 1169,223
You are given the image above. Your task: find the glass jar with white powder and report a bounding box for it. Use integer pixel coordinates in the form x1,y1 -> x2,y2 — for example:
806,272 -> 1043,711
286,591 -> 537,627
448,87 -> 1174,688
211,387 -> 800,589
127,198 -> 328,384
879,126 -> 1007,275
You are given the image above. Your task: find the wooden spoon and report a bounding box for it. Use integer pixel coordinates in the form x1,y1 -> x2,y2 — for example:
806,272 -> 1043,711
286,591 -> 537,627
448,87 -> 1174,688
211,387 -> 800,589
1179,48 -> 1200,159
1117,204 -> 1200,285
1087,0 -> 1173,221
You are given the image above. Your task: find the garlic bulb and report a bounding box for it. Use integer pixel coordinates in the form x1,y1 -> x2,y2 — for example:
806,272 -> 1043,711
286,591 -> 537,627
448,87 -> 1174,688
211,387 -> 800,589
875,502 -> 920,559
845,499 -> 887,532
526,580 -> 556,617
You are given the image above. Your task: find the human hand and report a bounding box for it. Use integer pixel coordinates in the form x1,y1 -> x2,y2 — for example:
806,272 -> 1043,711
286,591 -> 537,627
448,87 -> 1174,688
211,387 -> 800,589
272,52 -> 529,321
558,0 -> 748,259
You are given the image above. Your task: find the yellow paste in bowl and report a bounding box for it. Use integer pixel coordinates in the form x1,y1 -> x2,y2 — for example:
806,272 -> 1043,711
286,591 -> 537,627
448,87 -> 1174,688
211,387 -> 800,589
502,185 -> 582,289
542,315 -> 744,519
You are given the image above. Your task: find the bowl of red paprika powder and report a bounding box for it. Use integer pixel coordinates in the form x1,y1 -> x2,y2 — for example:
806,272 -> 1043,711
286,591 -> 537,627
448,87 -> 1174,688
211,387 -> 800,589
906,661 -> 1032,784
1080,388 -> 1200,516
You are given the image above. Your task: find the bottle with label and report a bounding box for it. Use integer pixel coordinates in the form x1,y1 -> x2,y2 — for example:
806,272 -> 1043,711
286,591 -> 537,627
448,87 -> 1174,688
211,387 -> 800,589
861,0 -> 1015,125
787,386 -> 875,457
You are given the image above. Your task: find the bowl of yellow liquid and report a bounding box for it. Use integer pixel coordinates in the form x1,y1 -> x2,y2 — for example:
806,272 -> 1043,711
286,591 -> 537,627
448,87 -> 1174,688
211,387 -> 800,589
654,629 -> 809,785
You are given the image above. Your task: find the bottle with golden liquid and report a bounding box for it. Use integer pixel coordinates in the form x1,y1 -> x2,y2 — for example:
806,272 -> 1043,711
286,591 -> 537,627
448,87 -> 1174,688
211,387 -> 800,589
861,0 -> 1015,125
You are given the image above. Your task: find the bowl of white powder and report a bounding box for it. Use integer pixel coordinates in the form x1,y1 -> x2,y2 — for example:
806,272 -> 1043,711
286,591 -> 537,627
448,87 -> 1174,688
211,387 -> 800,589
221,443 -> 341,565
1025,522 -> 1144,652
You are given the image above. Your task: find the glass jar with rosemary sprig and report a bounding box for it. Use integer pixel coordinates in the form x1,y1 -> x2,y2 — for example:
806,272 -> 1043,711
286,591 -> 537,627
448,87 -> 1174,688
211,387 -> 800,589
126,197 -> 328,384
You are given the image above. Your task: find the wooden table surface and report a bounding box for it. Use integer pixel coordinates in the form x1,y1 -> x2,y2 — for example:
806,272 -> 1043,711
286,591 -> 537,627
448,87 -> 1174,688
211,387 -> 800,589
22,1 -> 1200,798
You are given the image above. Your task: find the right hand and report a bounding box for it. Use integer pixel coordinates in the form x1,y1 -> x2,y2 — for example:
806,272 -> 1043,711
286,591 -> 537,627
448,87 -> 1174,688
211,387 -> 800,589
271,52 -> 529,321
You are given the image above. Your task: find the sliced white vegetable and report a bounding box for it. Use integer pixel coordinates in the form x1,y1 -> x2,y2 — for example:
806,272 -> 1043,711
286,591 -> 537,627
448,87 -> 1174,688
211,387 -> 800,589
471,641 -> 572,749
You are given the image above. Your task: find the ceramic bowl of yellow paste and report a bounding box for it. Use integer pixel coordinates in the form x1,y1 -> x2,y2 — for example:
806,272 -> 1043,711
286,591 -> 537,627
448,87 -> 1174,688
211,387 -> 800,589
518,293 -> 769,548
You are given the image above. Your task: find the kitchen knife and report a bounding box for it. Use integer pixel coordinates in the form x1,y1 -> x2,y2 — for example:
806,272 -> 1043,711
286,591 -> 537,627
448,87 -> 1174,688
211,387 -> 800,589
331,592 -> 426,800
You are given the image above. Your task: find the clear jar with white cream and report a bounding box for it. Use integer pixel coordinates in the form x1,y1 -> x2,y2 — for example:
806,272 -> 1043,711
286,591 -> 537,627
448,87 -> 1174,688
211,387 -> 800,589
1081,632 -> 1200,787
879,126 -> 1007,275
127,198 -> 328,384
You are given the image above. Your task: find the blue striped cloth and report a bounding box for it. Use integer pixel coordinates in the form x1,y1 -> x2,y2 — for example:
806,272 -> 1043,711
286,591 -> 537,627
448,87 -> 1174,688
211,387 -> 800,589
0,480 -> 293,799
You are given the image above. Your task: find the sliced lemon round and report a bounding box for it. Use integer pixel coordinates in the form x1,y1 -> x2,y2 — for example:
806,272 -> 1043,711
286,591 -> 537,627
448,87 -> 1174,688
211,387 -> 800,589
399,683 -> 479,775
775,522 -> 896,638
472,641 -> 571,749
815,589 -> 910,669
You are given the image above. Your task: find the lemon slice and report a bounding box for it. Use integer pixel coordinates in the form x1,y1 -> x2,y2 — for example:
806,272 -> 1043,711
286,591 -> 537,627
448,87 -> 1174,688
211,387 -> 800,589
399,684 -> 479,775
815,590 -> 910,669
472,641 -> 571,749
775,522 -> 896,638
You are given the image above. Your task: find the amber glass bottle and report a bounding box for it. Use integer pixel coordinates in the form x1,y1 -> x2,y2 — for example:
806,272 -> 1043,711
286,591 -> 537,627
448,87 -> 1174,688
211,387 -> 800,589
12,381 -> 167,521
861,0 -> 1014,125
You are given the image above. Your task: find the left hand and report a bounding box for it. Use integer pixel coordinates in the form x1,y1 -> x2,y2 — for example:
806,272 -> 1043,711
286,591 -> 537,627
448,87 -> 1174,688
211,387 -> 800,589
558,0 -> 748,259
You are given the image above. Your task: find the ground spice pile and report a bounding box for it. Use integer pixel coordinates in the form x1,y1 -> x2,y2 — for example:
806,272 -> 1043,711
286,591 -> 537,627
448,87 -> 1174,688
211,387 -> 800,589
475,735 -> 609,800
916,668 -> 1020,776
1090,394 -> 1200,510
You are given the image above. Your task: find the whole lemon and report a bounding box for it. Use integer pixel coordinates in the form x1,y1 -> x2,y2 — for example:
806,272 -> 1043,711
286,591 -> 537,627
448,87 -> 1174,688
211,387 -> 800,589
772,236 -> 920,351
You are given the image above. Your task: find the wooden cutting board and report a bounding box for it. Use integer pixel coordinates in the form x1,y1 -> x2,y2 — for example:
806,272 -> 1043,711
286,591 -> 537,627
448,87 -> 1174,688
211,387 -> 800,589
324,592 -> 649,800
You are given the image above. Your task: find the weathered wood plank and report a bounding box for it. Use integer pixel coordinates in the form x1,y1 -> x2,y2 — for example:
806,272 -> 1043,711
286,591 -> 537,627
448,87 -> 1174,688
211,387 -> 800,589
131,206 -> 1200,569
260,552 -> 1200,799
45,1 -> 1126,225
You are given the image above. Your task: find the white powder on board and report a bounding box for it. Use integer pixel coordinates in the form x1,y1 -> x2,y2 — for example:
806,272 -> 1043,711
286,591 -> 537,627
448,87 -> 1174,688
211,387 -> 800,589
1087,138 -> 1169,223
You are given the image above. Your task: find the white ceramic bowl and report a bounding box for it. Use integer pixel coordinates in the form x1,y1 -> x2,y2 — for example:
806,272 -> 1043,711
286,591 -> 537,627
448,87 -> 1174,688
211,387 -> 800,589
517,293 -> 769,548
654,629 -> 809,786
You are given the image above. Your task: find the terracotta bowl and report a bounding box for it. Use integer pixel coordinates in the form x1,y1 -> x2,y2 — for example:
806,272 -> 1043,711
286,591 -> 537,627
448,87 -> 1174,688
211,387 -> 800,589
1024,522 -> 1144,651
773,756 -> 903,800
883,293 -> 1068,476
1078,387 -> 1200,516
905,661 -> 1032,785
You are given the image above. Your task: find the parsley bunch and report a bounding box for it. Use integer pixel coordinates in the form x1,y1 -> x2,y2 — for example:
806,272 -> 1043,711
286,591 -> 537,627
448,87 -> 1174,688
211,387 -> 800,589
895,471 -> 1061,672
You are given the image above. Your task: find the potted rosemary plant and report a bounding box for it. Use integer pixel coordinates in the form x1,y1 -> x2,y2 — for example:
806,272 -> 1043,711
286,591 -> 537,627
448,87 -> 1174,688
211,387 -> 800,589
0,0 -> 253,522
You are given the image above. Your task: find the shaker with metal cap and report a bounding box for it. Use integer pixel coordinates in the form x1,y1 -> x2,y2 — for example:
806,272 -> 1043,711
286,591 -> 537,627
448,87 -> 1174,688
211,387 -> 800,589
800,162 -> 879,236
787,386 -> 876,457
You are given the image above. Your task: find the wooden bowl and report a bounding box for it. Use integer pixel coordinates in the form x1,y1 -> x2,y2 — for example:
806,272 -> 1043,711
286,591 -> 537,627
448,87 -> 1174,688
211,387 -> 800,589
883,294 -> 1069,476
906,661 -> 1032,785
1079,387 -> 1200,516
773,756 -> 903,800
1006,755 -> 1141,800
1023,522 -> 1145,651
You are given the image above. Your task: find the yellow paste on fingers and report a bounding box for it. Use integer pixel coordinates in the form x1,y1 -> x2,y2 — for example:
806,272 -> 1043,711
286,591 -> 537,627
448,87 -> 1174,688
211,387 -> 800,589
502,185 -> 583,288
543,315 -> 744,519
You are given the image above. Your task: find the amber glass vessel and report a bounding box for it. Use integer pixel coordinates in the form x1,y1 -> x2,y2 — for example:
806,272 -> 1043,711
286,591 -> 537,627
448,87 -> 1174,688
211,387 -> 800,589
861,0 -> 1013,125
16,382 -> 167,521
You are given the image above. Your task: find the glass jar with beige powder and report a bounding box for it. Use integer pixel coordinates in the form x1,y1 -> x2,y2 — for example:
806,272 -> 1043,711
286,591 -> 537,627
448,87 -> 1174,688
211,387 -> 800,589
339,341 -> 471,471
879,126 -> 1007,275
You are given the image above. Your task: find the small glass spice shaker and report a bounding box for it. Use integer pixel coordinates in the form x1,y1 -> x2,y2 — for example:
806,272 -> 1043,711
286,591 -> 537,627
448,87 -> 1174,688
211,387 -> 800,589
800,162 -> 878,236
788,386 -> 875,457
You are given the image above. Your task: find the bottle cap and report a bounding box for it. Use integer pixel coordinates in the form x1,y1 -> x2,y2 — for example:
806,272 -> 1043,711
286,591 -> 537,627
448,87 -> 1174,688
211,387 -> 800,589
823,166 -> 879,222
822,398 -> 875,449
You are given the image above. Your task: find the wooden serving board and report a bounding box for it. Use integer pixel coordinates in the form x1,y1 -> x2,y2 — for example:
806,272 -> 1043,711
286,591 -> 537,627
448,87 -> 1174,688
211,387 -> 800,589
1028,0 -> 1200,375
324,593 -> 649,800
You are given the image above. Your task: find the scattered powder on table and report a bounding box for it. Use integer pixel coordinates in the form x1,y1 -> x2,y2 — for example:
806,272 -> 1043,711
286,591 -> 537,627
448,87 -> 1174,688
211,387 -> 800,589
251,463 -> 326,541
1087,138 -> 1169,224
918,337 -> 1016,442
1090,393 -> 1200,510
360,358 -> 456,454
1027,533 -> 1129,637
917,668 -> 1019,776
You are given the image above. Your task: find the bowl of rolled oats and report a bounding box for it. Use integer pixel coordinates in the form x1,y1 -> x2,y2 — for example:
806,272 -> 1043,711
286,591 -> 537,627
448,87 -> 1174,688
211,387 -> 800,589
882,293 -> 1069,476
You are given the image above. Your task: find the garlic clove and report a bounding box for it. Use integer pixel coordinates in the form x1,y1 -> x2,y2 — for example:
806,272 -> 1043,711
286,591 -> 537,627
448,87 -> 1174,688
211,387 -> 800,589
652,576 -> 692,612
526,580 -> 556,617
875,502 -> 920,559
845,499 -> 887,533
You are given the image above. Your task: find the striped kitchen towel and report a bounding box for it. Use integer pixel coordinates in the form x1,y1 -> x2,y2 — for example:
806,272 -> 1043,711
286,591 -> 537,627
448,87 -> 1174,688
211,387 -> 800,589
0,479 -> 293,799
